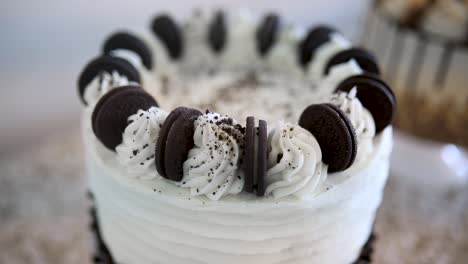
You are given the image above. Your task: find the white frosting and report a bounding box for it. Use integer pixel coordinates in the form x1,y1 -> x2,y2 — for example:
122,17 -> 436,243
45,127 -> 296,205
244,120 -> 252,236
115,107 -> 168,179
221,11 -> 259,70
110,49 -> 143,69
83,71 -> 130,106
422,0 -> 468,41
85,112 -> 393,263
329,89 -> 376,164
318,59 -> 363,95
178,113 -> 244,200
307,33 -> 352,82
265,121 -> 327,198
265,23 -> 305,76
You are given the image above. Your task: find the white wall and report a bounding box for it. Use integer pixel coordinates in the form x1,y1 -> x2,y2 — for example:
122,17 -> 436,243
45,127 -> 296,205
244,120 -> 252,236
0,0 -> 370,152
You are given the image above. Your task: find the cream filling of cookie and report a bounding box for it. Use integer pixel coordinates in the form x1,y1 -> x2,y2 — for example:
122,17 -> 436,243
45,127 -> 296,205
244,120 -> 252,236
329,89 -> 376,164
265,121 -> 328,198
307,32 -> 352,82
83,71 -> 130,106
179,112 -> 244,200
421,0 -> 468,41
116,107 -> 168,179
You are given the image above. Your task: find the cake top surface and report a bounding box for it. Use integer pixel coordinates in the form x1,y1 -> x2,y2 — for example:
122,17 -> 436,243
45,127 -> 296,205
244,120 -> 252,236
78,10 -> 395,201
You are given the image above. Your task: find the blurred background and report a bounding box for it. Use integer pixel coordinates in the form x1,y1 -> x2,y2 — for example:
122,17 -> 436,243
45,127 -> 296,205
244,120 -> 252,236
0,0 -> 371,154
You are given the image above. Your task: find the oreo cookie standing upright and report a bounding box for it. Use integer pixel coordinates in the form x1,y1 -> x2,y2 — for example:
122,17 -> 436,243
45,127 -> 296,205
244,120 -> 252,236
298,25 -> 337,67
299,103 -> 357,173
256,13 -> 280,56
151,14 -> 184,60
78,55 -> 141,105
336,73 -> 396,133
155,107 -> 202,181
208,11 -> 227,54
91,86 -> 158,150
324,47 -> 380,76
244,116 -> 256,193
244,117 -> 268,196
102,31 -> 154,70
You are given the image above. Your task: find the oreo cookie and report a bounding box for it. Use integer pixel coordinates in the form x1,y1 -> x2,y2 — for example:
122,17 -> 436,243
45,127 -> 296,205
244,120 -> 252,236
244,117 -> 256,193
151,14 -> 184,59
324,47 -> 380,75
256,120 -> 268,196
299,104 -> 357,173
244,117 -> 268,195
155,107 -> 202,181
298,25 -> 337,67
208,11 -> 227,53
91,86 -> 158,150
336,73 -> 396,133
102,31 -> 153,70
256,13 -> 280,56
78,55 -> 141,105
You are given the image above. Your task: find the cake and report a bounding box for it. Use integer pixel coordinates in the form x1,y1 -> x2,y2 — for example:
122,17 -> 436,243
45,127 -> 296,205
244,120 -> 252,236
78,10 -> 396,264
362,0 -> 468,148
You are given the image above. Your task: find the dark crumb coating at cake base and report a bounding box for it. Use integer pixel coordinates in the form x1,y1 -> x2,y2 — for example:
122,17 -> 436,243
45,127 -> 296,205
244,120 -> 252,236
89,200 -> 376,263
299,104 -> 357,173
91,86 -> 158,150
103,31 -> 153,70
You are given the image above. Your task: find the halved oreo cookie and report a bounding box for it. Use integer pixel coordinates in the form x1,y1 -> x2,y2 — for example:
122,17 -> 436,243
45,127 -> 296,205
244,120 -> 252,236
78,55 -> 141,105
151,14 -> 183,60
208,11 -> 227,54
256,120 -> 268,196
155,107 -> 202,181
244,116 -> 256,193
299,104 -> 357,173
336,73 -> 396,133
102,31 -> 153,70
91,86 -> 158,150
256,13 -> 280,56
324,47 -> 380,75
298,25 -> 337,67
244,117 -> 268,196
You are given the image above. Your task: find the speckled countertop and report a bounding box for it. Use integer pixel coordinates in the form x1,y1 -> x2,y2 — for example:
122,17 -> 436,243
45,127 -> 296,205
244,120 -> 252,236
0,128 -> 467,264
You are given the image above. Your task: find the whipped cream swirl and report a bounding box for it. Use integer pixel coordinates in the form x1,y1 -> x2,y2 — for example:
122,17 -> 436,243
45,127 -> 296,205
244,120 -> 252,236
116,107 -> 168,179
179,112 -> 244,200
84,71 -> 130,105
329,88 -> 376,163
265,121 -> 327,198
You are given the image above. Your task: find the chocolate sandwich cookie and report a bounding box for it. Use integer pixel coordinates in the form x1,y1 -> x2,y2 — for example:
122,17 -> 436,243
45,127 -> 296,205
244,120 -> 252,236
336,74 -> 396,133
208,11 -> 227,53
256,13 -> 280,56
102,31 -> 153,70
299,103 -> 357,173
151,14 -> 184,59
78,55 -> 141,105
244,117 -> 268,196
298,25 -> 337,67
91,86 -> 158,150
155,107 -> 202,181
256,120 -> 268,196
324,47 -> 380,76
244,116 -> 256,193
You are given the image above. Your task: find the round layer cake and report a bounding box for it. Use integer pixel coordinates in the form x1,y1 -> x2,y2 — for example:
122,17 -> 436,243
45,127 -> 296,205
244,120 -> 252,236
78,10 -> 395,264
